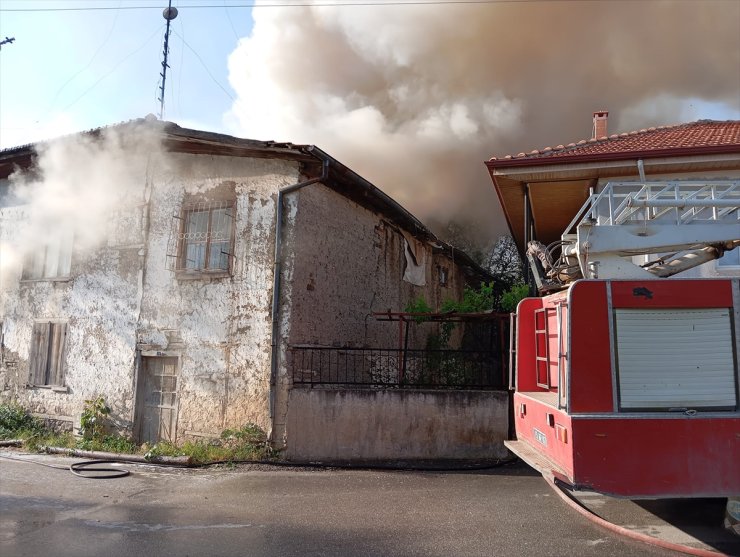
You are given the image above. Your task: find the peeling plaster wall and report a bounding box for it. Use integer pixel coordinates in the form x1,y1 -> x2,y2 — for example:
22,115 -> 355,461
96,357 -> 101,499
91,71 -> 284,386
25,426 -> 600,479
285,183 -> 469,350
137,154 -> 300,439
0,152 -> 301,440
274,183 -> 481,448
0,172 -> 149,430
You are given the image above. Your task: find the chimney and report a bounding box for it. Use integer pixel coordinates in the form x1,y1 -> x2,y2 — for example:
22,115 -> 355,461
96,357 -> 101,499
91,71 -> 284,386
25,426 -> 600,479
592,110 -> 608,139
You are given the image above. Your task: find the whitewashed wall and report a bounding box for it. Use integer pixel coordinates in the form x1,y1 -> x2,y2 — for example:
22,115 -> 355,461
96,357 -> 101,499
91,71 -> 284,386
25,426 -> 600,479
0,150 -> 301,439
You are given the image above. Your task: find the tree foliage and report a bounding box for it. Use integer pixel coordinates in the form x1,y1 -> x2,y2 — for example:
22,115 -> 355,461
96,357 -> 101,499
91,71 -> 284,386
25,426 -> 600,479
485,234 -> 523,289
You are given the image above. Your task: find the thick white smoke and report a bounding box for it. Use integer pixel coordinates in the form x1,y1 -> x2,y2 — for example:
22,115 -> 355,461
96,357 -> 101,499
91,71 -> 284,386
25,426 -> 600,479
0,124 -> 163,292
226,1 -> 739,244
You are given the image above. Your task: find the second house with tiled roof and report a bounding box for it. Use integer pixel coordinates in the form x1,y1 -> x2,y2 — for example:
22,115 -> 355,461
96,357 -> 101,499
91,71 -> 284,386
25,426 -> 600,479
487,113 -> 740,278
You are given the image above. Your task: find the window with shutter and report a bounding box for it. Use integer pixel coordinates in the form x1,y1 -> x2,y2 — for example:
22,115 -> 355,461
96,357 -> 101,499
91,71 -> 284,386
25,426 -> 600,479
28,321 -> 67,387
615,308 -> 737,410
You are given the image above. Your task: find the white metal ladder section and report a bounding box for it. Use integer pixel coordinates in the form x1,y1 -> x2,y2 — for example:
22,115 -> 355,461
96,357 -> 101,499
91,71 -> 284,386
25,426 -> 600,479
565,181 -> 739,232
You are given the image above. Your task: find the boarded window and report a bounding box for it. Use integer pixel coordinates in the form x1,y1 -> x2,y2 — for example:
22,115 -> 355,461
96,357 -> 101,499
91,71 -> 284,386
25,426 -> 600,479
22,230 -> 74,280
615,308 -> 737,410
28,321 -> 68,386
168,199 -> 234,273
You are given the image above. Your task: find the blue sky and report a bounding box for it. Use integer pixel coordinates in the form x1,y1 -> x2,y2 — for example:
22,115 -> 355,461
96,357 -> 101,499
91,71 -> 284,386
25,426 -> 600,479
0,0 -> 250,148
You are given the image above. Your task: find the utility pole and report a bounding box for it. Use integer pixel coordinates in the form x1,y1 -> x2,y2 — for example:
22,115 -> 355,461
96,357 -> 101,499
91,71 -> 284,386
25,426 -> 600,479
158,2 -> 178,120
0,37 -> 15,49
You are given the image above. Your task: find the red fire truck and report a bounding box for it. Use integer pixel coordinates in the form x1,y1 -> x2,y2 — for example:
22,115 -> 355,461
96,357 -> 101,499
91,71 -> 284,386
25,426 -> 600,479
505,180 -> 739,498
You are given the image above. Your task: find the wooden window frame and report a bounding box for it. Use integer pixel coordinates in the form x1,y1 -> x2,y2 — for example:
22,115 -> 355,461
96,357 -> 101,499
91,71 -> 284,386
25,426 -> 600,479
175,201 -> 235,276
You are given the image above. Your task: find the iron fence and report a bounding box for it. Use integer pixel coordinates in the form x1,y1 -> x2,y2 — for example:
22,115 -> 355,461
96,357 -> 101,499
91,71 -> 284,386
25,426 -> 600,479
289,346 -> 505,389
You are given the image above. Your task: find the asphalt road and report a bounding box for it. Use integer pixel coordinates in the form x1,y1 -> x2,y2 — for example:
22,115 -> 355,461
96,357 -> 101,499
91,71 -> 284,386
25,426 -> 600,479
0,452 -> 678,557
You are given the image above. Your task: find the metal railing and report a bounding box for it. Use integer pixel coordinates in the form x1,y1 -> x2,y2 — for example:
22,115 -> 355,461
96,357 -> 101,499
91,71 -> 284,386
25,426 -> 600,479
289,346 -> 505,389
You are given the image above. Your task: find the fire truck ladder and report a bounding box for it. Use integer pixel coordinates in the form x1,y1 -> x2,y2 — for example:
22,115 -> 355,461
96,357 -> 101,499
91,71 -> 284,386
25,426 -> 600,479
558,180 -> 740,280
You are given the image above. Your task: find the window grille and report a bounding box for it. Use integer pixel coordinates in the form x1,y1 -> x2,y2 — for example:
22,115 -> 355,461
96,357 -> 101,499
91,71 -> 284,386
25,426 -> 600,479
167,199 -> 235,272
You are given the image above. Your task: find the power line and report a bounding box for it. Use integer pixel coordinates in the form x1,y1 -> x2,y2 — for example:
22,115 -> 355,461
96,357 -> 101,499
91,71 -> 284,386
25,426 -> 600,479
61,24 -> 165,112
0,0 -> 617,13
44,2 -> 123,114
223,2 -> 242,42
170,29 -> 234,102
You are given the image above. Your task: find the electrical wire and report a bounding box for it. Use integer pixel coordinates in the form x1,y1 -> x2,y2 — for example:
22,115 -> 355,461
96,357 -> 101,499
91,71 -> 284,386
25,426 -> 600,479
176,12 -> 186,117
170,29 -> 234,102
44,0 -> 124,115
0,0 -> 633,13
60,23 -> 165,112
224,2 -> 243,41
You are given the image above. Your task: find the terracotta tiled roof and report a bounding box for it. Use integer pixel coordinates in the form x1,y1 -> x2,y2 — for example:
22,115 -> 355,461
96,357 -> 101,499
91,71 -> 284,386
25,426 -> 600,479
488,120 -> 740,166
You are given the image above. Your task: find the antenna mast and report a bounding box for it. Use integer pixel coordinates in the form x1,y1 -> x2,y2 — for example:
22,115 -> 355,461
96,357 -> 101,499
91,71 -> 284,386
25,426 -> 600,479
158,1 -> 178,119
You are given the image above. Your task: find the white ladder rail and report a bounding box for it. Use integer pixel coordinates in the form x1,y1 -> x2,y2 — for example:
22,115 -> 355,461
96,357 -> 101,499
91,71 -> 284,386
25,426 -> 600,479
585,181 -> 739,227
557,180 -> 740,281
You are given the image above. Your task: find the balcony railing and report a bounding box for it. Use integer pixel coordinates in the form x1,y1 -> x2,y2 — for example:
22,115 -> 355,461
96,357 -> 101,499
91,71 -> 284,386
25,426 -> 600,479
289,346 -> 505,390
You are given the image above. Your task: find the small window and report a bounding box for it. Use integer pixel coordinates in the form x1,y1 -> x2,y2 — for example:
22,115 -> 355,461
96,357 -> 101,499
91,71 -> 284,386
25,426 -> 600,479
28,321 -> 68,387
22,230 -> 74,280
717,247 -> 740,268
174,200 -> 234,273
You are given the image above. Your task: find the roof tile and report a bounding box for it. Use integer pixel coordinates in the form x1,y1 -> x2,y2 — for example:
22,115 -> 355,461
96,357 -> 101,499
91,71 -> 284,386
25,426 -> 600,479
489,120 -> 740,164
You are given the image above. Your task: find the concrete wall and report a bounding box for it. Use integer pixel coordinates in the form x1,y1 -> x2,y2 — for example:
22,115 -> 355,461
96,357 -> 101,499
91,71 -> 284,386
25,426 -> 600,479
284,388 -> 510,461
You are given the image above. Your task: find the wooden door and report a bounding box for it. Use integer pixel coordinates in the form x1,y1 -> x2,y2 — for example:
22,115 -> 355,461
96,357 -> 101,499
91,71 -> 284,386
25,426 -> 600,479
135,357 -> 179,444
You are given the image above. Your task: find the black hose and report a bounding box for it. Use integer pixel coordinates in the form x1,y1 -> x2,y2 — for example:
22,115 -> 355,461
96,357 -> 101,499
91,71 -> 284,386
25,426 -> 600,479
68,459 -> 130,479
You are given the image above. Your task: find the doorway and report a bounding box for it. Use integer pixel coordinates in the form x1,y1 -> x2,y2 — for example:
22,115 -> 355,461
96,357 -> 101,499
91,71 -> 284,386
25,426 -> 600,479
135,356 -> 179,444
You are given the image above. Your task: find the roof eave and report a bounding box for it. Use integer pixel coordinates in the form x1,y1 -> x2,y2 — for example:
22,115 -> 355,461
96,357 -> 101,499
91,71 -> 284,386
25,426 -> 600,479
486,144 -> 740,170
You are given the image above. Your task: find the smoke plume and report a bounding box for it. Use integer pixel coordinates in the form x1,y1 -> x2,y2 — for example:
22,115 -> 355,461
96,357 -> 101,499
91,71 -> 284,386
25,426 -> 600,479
226,0 -> 740,245
0,124 -> 163,291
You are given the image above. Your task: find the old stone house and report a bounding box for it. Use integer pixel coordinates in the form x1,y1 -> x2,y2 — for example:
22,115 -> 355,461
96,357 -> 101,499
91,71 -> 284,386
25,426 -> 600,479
0,119 -> 496,457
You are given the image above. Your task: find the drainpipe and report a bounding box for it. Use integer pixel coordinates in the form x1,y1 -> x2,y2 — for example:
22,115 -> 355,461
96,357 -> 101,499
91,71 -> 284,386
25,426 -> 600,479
268,151 -> 329,438
637,159 -> 646,182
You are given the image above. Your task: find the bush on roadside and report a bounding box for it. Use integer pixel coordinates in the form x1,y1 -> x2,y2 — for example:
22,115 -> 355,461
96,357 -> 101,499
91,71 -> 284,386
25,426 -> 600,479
145,424 -> 272,464
2,402 -> 273,464
0,403 -> 45,439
